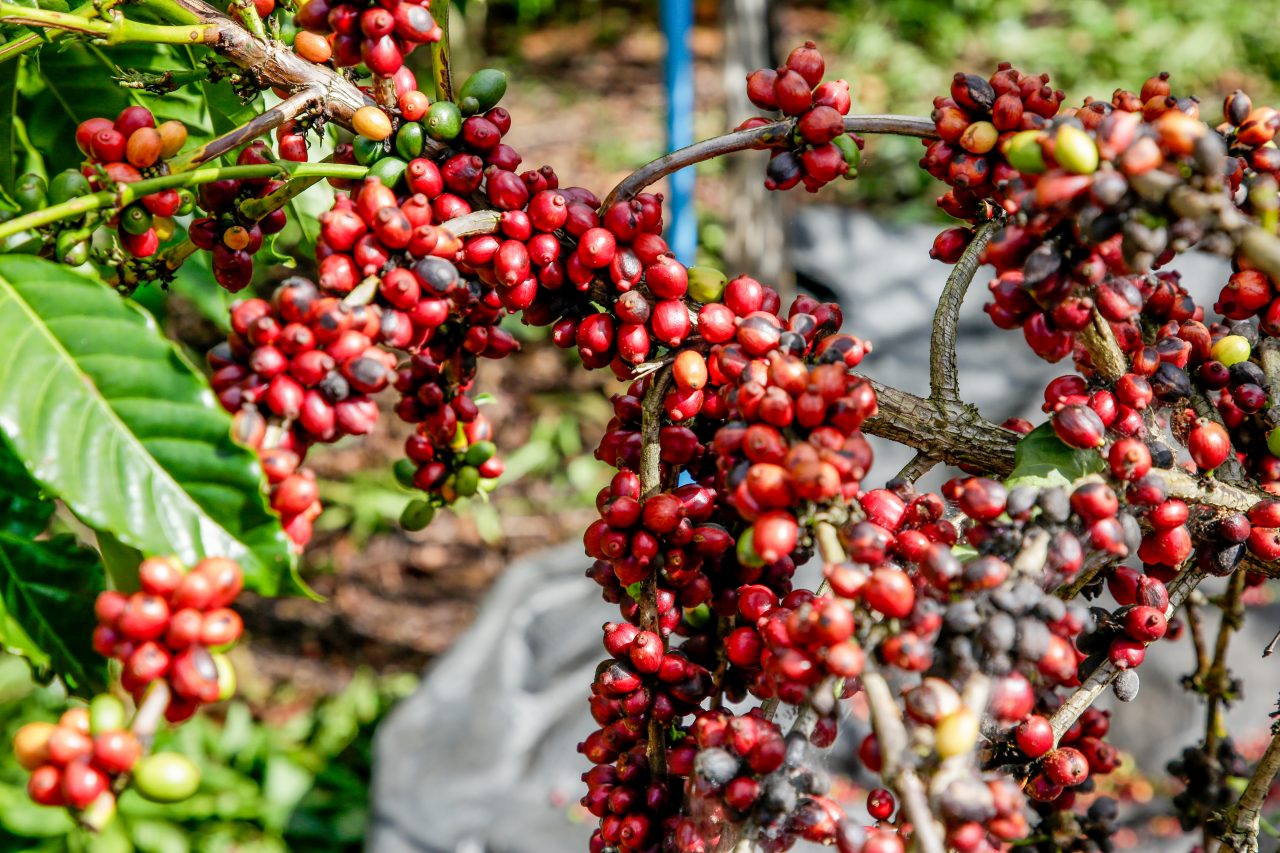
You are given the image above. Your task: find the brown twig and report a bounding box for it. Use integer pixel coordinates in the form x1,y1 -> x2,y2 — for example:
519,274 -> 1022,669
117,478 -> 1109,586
861,379 -> 1021,476
638,367 -> 673,777
1205,570 -> 1247,756
169,0 -> 372,125
1218,723 -> 1280,853
601,115 -> 938,209
1078,310 -> 1128,383
170,86 -> 323,170
930,213 -> 1004,403
896,452 -> 939,485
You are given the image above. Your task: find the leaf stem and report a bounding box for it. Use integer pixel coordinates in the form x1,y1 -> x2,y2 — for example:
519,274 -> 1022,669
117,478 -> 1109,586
0,162 -> 368,242
0,4 -> 219,45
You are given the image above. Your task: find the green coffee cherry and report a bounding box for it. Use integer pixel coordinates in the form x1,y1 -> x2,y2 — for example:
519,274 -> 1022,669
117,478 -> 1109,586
1211,334 -> 1251,367
456,69 -> 507,116
687,267 -> 728,303
395,121 -> 425,160
48,169 -> 91,205
463,440 -> 496,466
400,498 -> 436,531
176,189 -> 196,216
55,230 -> 90,265
393,458 -> 418,490
15,173 -> 46,213
1053,125 -> 1099,175
133,753 -> 201,803
1268,426 -> 1280,458
1003,130 -> 1047,174
213,653 -> 236,700
684,603 -> 713,629
453,465 -> 480,498
352,135 -> 386,166
425,101 -> 462,141
368,155 -> 408,190
89,694 -> 127,735
832,133 -> 861,177
736,526 -> 765,568
119,203 -> 153,236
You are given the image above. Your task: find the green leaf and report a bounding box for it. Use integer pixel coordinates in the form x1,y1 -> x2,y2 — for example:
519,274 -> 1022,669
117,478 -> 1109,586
1005,422 -> 1105,490
0,437 -> 106,693
0,256 -> 292,592
202,77 -> 262,139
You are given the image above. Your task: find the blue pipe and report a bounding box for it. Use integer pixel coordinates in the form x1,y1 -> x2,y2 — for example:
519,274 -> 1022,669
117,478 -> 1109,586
661,0 -> 696,266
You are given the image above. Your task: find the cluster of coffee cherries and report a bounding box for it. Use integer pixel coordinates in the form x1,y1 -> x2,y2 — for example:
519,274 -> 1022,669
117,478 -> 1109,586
15,696 -> 201,820
928,68 -> 1249,377
189,141 -> 290,292
740,42 -> 861,192
1168,737 -> 1250,832
922,63 -> 1066,226
673,710 -> 870,852
73,106 -> 189,259
292,0 -> 440,77
91,556 -> 243,722
210,277 -> 393,545
311,173 -> 514,510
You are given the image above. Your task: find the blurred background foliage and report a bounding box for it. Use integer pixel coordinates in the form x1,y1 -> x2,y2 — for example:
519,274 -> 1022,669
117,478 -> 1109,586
11,0 -> 1280,849
0,653 -> 415,851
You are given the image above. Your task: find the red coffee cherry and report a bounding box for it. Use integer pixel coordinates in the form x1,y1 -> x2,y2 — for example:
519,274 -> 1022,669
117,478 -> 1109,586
866,788 -> 895,821
1042,747 -> 1090,787
1187,419 -> 1231,471
117,593 -> 170,641
1015,714 -> 1055,758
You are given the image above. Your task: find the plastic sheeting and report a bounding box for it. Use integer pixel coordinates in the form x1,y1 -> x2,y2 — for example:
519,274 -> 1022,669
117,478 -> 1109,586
368,210 -> 1279,852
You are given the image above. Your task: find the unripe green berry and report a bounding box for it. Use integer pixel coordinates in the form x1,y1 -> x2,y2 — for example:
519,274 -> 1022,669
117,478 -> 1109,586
687,267 -> 727,304
1053,125 -> 1099,175
133,753 -> 200,803
1003,130 -> 1047,174
1211,334 -> 1251,367
89,694 -> 126,735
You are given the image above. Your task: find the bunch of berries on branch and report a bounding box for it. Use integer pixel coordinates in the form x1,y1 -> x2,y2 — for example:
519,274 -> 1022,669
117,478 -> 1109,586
741,42 -> 862,191
15,699 -> 201,818
67,106 -> 190,259
292,0 -> 441,76
14,555 -> 234,821
189,141 -> 290,291
92,556 -> 244,722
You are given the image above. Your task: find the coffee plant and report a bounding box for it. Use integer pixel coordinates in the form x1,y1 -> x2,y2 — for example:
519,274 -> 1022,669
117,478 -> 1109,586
1,0 -> 1280,848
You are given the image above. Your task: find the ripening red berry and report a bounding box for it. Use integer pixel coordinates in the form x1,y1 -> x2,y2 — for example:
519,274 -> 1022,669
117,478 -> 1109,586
1108,438 -> 1151,481
1052,404 -> 1106,449
1123,605 -> 1167,643
92,730 -> 142,774
117,593 -> 170,641
866,788 -> 895,821
1015,714 -> 1054,758
1042,747 -> 1090,787
863,567 -> 915,619
1187,419 -> 1230,471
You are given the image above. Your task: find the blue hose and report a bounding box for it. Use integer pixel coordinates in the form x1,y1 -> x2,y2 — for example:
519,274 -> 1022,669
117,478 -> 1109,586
661,0 -> 696,266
